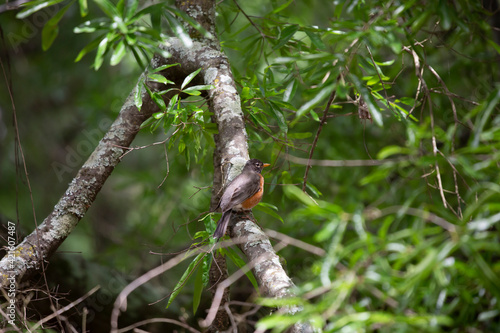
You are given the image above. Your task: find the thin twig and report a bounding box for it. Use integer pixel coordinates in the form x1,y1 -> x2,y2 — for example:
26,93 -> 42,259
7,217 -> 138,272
265,229 -> 325,256
232,0 -> 268,39
302,89 -> 336,191
201,252 -> 274,328
115,125 -> 183,159
404,46 -> 448,209
30,286 -> 100,331
426,64 -> 463,218
368,206 -> 457,233
289,154 -> 406,167
366,45 -> 396,115
117,318 -> 201,333
157,143 -> 170,188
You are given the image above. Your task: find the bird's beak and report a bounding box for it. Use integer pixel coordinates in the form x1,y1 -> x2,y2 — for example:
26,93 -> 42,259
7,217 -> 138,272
263,163 -> 271,168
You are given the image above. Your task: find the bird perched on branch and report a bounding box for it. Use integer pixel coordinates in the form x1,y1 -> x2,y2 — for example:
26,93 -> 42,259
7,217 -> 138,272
213,159 -> 270,239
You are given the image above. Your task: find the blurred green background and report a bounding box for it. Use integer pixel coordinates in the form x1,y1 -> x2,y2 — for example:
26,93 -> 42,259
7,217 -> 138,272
1,0 -> 500,331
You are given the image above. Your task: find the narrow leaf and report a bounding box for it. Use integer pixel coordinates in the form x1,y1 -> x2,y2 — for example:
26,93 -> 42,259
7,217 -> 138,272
192,264 -> 204,314
183,84 -> 214,92
254,204 -> 283,223
93,0 -> 120,18
16,0 -> 65,19
75,34 -> 105,62
152,63 -> 180,73
94,33 -> 111,70
134,81 -> 143,110
41,1 -> 73,50
74,18 -> 110,33
125,0 -> 139,19
273,25 -> 299,50
305,29 -> 325,49
152,92 -> 167,111
181,68 -> 202,90
296,84 -> 335,119
163,12 -> 193,47
78,0 -> 88,16
110,40 -> 126,66
223,247 -> 260,292
271,0 -> 293,13
269,102 -> 288,133
167,6 -> 213,39
147,73 -> 172,85
472,88 -> 500,148
166,253 -> 205,309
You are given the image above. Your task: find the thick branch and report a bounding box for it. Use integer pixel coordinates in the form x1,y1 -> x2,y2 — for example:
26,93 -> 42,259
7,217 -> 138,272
0,74 -> 158,287
156,27 -> 312,331
229,214 -> 312,333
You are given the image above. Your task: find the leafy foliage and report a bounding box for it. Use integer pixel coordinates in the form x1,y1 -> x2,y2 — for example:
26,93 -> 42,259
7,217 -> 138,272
2,0 -> 500,331
17,0 -> 210,69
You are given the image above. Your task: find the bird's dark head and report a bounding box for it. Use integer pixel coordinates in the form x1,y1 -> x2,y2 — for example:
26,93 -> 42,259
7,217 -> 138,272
244,159 -> 270,173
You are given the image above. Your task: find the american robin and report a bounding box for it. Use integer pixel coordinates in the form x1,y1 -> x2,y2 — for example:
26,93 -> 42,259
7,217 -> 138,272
213,159 -> 270,238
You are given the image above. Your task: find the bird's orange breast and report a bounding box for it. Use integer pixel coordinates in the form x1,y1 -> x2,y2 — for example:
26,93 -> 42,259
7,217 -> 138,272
240,174 -> 264,210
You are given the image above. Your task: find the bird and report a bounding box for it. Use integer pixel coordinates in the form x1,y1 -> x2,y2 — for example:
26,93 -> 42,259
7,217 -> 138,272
213,159 -> 270,239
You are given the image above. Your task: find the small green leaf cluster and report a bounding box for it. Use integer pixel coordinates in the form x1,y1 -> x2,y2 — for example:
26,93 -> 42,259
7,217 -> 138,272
17,0 -> 210,70
138,65 -> 215,169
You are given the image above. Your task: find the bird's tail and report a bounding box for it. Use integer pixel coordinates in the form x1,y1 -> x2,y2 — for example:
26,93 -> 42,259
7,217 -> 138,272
213,211 -> 231,239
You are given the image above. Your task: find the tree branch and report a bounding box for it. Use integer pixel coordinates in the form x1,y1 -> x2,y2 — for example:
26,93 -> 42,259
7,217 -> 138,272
155,2 -> 312,329
0,73 -> 158,287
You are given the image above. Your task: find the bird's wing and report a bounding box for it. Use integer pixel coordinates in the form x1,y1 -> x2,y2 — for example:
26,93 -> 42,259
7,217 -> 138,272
219,172 -> 261,212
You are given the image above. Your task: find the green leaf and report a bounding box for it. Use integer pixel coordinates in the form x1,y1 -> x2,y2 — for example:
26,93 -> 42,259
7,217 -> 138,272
153,112 -> 164,119
167,6 -> 213,39
125,0 -> 139,20
94,33 -> 112,70
472,88 -> 500,148
78,0 -> 88,16
271,0 -> 293,13
283,185 -> 317,206
116,0 -> 125,16
163,11 -> 193,47
75,34 -> 105,62
152,92 -> 167,111
254,203 -> 283,223
166,252 -> 205,309
269,102 -> 288,133
488,40 -> 500,55
74,18 -> 110,33
305,29 -> 325,49
152,63 -> 180,73
110,40 -> 126,66
130,2 -> 165,22
16,0 -> 66,19
42,23 -> 59,51
143,83 -> 167,111
93,0 -> 120,18
183,85 -> 214,92
167,94 -> 179,113
192,263 -> 204,314
249,111 -> 272,133
41,1 -> 73,51
283,79 -> 297,102
223,247 -> 259,292
181,68 -> 202,90
296,84 -> 335,119
147,73 -> 173,85
134,81 -> 143,111
377,145 -> 411,159
310,110 -> 320,122
273,25 -> 299,50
